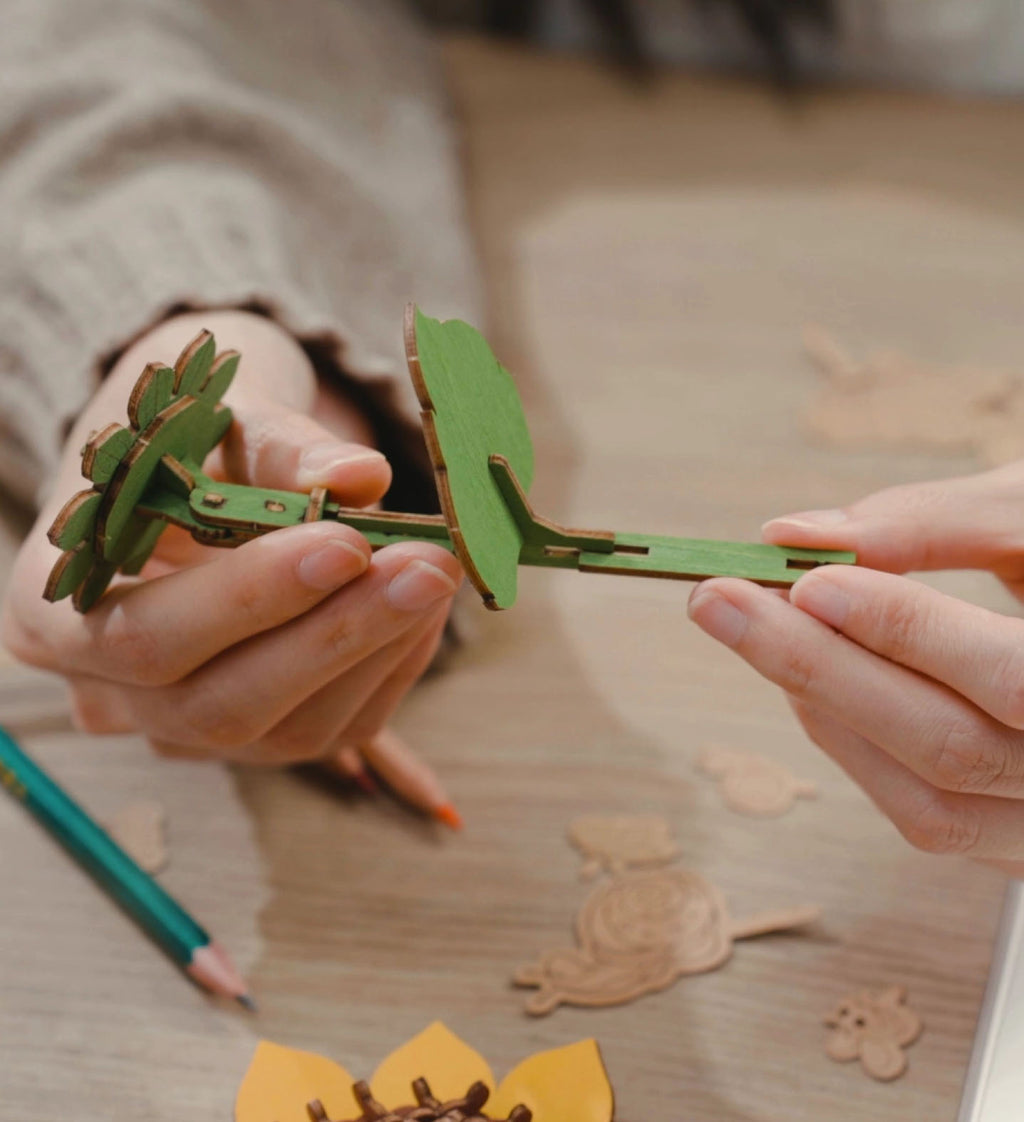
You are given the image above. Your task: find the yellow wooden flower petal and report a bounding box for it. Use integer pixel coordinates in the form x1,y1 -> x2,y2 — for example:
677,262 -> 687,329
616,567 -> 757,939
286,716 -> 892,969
235,1040 -> 356,1122
370,1022 -> 495,1109
489,1039 -> 614,1122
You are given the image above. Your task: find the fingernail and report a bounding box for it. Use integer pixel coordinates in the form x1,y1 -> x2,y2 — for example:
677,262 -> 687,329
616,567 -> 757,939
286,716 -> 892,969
298,444 -> 386,488
387,560 -> 458,612
794,574 -> 849,628
762,509 -> 847,533
687,589 -> 748,647
297,538 -> 369,590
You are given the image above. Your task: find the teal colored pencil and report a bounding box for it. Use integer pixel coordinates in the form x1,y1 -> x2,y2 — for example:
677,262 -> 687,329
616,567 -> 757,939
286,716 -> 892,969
0,725 -> 253,1007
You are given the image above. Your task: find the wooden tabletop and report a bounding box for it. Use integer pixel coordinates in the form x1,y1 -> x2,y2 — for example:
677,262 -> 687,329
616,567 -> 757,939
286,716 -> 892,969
3,36 -> 1024,1121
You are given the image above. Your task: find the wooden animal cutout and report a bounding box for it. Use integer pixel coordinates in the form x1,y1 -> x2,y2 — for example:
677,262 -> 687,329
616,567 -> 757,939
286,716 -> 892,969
514,867 -> 819,1015
696,746 -> 817,818
823,985 -> 923,1082
45,310 -> 854,612
568,814 -> 680,879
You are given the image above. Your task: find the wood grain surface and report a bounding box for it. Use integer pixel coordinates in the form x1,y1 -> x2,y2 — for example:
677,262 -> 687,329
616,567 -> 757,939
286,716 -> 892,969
3,35 -> 1024,1121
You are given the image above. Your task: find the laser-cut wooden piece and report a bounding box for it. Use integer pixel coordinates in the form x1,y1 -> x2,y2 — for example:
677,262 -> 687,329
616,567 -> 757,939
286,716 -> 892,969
823,985 -> 923,1082
105,798 -> 169,875
696,745 -> 818,818
235,1028 -> 613,1122
514,867 -> 820,1015
45,312 -> 853,612
568,814 -> 680,879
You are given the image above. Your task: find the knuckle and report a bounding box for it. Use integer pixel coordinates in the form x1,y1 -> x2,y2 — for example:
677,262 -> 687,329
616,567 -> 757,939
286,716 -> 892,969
775,646 -> 818,698
992,650 -> 1024,730
929,718 -> 1008,794
874,592 -> 925,665
176,687 -> 263,750
101,606 -> 174,686
895,794 -> 981,856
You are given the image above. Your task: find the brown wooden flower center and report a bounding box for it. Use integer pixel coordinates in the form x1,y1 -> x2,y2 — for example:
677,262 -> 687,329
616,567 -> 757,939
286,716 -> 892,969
303,1076 -> 533,1122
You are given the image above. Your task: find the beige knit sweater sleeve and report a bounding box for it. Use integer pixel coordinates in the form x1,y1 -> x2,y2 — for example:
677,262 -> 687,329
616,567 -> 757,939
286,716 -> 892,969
0,0 -> 481,507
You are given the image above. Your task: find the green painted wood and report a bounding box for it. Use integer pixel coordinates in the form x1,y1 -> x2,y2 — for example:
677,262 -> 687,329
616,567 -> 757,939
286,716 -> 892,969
47,490 -> 100,551
578,533 -> 856,585
83,425 -> 134,485
44,542 -> 96,602
412,309 -> 535,609
175,331 -> 216,396
128,364 -> 175,430
199,351 -> 239,405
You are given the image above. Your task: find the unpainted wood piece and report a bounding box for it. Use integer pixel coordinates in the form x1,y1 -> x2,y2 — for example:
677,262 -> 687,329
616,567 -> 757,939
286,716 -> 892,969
568,814 -> 679,879
802,323 -> 1023,457
514,867 -> 819,1015
696,745 -> 818,818
104,798 -> 169,875
823,985 -> 923,1082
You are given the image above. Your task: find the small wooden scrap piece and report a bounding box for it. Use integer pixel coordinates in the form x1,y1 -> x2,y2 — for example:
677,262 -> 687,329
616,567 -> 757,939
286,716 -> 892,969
105,798 -> 168,874
696,745 -> 818,818
823,985 -> 923,1082
568,813 -> 680,879
801,323 -> 1023,459
514,867 -> 819,1015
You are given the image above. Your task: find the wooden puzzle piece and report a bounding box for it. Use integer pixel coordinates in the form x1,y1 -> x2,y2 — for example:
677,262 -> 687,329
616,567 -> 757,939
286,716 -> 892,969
802,323 -> 1022,457
46,312 -> 855,613
823,985 -> 923,1082
514,867 -> 819,1015
105,798 -> 168,875
696,745 -> 818,818
236,1029 -> 613,1122
568,814 -> 680,879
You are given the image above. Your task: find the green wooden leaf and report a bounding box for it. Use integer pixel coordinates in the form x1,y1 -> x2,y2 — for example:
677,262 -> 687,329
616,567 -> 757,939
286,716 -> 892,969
198,351 -> 239,405
82,424 -> 134,485
44,543 -> 95,602
127,364 -> 175,430
174,330 -> 216,396
47,489 -> 100,551
412,308 -> 535,609
119,518 -> 167,576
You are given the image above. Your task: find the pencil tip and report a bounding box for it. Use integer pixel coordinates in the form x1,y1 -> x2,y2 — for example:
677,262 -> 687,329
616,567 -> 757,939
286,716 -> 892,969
434,803 -> 463,831
236,993 -> 258,1013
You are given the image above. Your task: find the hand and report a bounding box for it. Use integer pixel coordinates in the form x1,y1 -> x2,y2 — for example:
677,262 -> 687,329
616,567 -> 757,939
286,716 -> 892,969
686,461 -> 1024,873
2,311 -> 463,767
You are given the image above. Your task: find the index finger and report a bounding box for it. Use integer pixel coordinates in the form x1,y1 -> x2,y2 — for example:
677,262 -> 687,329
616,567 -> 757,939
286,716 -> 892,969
9,521 -> 372,686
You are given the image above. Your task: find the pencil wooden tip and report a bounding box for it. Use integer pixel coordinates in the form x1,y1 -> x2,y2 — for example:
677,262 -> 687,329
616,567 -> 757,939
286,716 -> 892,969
434,803 -> 463,831
236,993 -> 258,1013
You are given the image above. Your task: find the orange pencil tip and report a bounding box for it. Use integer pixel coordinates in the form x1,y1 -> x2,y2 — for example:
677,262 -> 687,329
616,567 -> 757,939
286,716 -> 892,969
354,770 -> 379,796
434,803 -> 463,831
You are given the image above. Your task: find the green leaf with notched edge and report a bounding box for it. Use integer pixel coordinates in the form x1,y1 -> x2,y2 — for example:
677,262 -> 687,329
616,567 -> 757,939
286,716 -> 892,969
128,364 -> 175,430
82,425 -> 134,485
47,490 -> 101,551
176,332 -> 216,396
198,351 -> 239,406
44,543 -> 96,602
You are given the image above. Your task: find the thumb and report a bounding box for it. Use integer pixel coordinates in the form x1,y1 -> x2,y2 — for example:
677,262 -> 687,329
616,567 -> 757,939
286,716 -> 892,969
761,462 -> 1024,576
218,394 -> 392,509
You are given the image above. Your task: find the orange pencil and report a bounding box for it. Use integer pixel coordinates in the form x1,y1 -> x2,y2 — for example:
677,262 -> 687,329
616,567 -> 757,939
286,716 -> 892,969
359,728 -> 462,830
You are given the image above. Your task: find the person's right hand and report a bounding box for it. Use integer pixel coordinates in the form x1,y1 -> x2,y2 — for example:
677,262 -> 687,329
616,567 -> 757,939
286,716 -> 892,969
688,460 -> 1024,876
2,311 -> 464,766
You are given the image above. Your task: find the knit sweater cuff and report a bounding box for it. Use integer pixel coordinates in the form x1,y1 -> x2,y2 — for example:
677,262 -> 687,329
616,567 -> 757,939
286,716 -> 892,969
0,176 -> 433,509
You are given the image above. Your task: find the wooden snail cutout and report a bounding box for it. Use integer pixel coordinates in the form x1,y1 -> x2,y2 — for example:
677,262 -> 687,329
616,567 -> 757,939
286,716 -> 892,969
514,867 -> 820,1015
45,307 -> 854,613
